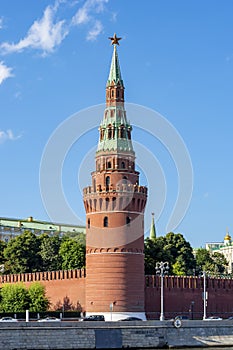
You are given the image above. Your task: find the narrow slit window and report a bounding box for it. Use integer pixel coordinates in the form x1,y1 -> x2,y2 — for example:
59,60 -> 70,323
104,216 -> 108,227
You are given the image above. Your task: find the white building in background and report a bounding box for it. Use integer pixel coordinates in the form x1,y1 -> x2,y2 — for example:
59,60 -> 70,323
0,216 -> 85,243
206,231 -> 233,273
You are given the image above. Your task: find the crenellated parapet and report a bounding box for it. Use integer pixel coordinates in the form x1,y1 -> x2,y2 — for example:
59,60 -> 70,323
0,269 -> 86,284
83,184 -> 147,195
145,275 -> 233,290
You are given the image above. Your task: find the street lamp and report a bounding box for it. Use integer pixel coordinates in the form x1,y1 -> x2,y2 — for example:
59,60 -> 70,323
156,261 -> 169,321
201,271 -> 208,320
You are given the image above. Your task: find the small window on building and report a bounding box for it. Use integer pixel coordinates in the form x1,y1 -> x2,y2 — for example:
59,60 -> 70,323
104,216 -> 108,227
88,219 -> 90,229
121,162 -> 125,169
107,161 -> 111,169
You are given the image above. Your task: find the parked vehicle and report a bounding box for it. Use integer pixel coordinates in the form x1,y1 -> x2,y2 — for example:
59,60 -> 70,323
175,315 -> 189,320
120,317 -> 142,321
204,316 -> 222,320
38,316 -> 61,322
82,315 -> 105,321
0,317 -> 18,322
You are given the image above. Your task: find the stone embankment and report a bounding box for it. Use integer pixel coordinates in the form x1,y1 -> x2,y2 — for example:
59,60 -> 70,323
1,319 -> 233,349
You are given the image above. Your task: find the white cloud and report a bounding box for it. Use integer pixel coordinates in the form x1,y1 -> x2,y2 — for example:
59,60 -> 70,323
0,61 -> 13,84
72,0 -> 108,40
72,6 -> 90,25
0,130 -> 21,144
0,3 -> 68,55
86,20 -> 103,41
0,0 -> 109,57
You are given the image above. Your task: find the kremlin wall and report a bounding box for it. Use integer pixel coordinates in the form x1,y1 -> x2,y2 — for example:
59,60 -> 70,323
1,269 -> 233,319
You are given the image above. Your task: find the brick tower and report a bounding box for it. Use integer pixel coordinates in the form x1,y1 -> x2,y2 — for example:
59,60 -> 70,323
83,34 -> 147,321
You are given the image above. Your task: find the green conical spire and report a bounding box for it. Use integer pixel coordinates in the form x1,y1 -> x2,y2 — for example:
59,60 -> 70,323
97,37 -> 134,154
107,45 -> 124,87
150,213 -> 156,240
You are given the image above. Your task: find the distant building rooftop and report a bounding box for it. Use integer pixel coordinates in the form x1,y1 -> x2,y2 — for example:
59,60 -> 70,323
0,216 -> 85,242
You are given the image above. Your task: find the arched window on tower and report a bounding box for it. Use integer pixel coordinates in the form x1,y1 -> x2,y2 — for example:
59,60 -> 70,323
121,161 -> 125,169
88,218 -> 90,229
126,216 -> 131,226
104,216 -> 108,227
106,176 -> 110,189
107,161 -> 111,169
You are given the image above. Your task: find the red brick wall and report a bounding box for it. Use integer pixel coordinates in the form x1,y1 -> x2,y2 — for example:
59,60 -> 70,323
0,270 -> 86,311
2,271 -> 233,318
145,275 -> 233,319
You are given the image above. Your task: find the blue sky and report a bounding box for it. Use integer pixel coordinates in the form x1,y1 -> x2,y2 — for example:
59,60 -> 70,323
0,0 -> 233,248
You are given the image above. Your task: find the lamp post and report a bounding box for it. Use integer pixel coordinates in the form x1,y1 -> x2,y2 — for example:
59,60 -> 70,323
201,271 -> 208,320
156,261 -> 169,321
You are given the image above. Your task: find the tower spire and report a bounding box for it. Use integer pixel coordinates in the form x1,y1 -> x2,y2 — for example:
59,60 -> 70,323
107,45 -> 124,87
97,34 -> 132,154
150,212 -> 156,240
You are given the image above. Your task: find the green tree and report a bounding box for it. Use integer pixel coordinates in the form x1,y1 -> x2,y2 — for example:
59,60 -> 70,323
59,238 -> 85,270
145,232 -> 196,276
3,231 -> 41,274
212,252 -> 228,274
163,232 -> 195,275
144,236 -> 171,275
195,248 -> 213,274
39,235 -> 62,271
172,257 -> 185,276
0,284 -> 29,312
195,248 -> 228,276
28,282 -> 50,311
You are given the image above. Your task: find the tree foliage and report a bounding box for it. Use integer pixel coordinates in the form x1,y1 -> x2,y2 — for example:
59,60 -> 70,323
0,284 -> 29,312
39,235 -> 62,272
0,282 -> 49,312
2,231 -> 86,274
28,282 -> 50,311
195,248 -> 228,276
145,232 -> 196,276
59,238 -> 85,270
3,231 -> 41,274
